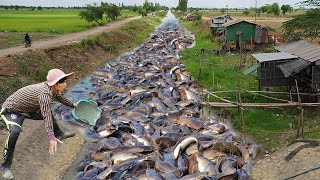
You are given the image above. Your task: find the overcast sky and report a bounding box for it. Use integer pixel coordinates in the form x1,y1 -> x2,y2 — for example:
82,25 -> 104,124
0,0 -> 303,8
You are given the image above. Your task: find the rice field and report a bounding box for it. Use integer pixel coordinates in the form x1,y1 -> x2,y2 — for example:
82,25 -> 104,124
0,8 -> 138,33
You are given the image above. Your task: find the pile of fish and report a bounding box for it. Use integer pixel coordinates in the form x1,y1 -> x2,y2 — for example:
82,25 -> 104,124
55,13 -> 260,180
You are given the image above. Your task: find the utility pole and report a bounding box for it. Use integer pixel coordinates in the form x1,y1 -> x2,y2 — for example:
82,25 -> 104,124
255,0 -> 258,23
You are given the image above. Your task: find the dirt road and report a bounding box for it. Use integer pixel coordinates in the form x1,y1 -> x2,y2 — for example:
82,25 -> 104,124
0,16 -> 141,58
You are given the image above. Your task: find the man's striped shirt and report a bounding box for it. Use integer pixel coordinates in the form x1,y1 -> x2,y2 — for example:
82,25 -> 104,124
2,82 -> 74,140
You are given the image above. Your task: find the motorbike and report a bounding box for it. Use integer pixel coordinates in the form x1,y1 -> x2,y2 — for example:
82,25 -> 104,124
25,40 -> 31,48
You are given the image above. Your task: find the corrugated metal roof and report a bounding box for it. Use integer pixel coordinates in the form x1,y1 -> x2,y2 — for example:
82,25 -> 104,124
251,52 -> 298,62
278,58 -> 311,77
243,63 -> 261,75
223,19 -> 256,27
275,40 -> 320,62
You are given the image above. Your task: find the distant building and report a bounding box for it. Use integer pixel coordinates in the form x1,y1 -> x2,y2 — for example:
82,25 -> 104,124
223,19 -> 268,50
210,14 -> 232,36
185,13 -> 195,21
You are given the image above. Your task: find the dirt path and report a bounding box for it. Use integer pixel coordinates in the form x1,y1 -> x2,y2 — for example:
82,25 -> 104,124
0,16 -> 141,58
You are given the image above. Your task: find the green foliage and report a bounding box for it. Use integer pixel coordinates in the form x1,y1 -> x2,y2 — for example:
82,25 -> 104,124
281,4 -> 292,15
16,52 -> 52,81
37,6 -> 42,10
270,3 -> 280,17
101,2 -> 121,20
243,9 -> 250,16
138,7 -> 148,17
261,5 -> 268,13
282,9 -> 320,41
132,5 -> 138,12
177,0 -> 188,12
0,77 -> 28,98
79,4 -> 104,25
194,11 -> 202,21
220,8 -> 226,14
261,3 -> 280,16
136,0 -> 162,17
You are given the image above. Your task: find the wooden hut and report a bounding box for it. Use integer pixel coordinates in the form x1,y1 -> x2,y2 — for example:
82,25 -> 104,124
210,14 -> 232,36
223,20 -> 257,50
245,40 -> 320,102
246,52 -> 298,88
276,40 -> 320,95
222,20 -> 269,50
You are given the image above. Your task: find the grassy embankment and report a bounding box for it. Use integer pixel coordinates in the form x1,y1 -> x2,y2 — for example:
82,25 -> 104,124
0,12 -> 166,103
177,13 -> 320,151
0,8 -> 139,49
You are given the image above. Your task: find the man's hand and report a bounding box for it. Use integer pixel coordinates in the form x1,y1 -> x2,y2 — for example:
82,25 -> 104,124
73,102 -> 77,108
49,138 -> 63,155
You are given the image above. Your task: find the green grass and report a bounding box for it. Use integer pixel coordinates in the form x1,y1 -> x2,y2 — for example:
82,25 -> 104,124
0,9 -> 94,33
0,8 -> 139,49
78,15 -> 163,53
178,16 -> 320,151
0,8 -> 138,33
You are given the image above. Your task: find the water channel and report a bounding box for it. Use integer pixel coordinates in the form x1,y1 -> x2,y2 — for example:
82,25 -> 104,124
57,10 -> 258,180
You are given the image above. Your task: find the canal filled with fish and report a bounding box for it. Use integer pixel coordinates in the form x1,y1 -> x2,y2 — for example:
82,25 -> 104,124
54,11 -> 259,180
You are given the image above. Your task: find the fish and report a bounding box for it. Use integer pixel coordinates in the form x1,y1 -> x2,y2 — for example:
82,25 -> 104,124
201,148 -> 226,163
179,172 -> 208,180
98,137 -> 120,150
146,169 -> 164,180
196,154 -> 217,176
155,156 -> 176,173
248,144 -> 260,159
173,136 -> 198,159
155,136 -> 176,149
177,116 -> 204,130
111,152 -> 139,165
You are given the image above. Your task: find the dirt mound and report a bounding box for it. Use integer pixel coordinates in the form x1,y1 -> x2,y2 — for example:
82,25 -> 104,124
252,140 -> 320,180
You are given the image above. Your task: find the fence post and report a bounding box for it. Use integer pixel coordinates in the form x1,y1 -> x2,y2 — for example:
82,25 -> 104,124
212,64 -> 215,90
198,58 -> 202,81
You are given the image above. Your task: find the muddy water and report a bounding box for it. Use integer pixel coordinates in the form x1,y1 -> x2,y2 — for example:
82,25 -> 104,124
57,11 -> 259,180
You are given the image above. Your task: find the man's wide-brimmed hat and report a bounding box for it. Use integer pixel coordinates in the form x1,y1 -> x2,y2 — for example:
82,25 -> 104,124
46,69 -> 74,86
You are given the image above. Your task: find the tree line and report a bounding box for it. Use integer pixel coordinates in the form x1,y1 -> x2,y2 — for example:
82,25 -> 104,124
282,0 -> 320,41
79,1 -> 166,25
0,5 -> 84,10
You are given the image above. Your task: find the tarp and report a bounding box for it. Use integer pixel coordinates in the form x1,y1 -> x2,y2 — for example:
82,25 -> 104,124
243,63 -> 261,76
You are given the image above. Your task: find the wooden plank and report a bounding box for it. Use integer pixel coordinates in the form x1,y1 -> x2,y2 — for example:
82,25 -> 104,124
202,102 -> 320,108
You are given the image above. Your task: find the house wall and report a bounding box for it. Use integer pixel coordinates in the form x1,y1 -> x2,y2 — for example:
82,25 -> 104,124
259,60 -> 295,87
225,22 -> 256,41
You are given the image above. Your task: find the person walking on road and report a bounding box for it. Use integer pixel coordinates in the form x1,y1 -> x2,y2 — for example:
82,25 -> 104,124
24,33 -> 31,48
0,69 -> 77,180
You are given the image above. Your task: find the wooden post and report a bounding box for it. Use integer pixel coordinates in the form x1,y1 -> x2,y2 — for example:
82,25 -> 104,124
198,59 -> 202,81
251,35 -> 253,52
212,64 -> 215,90
241,107 -> 245,144
301,108 -> 304,138
239,33 -> 242,64
295,79 -> 302,138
